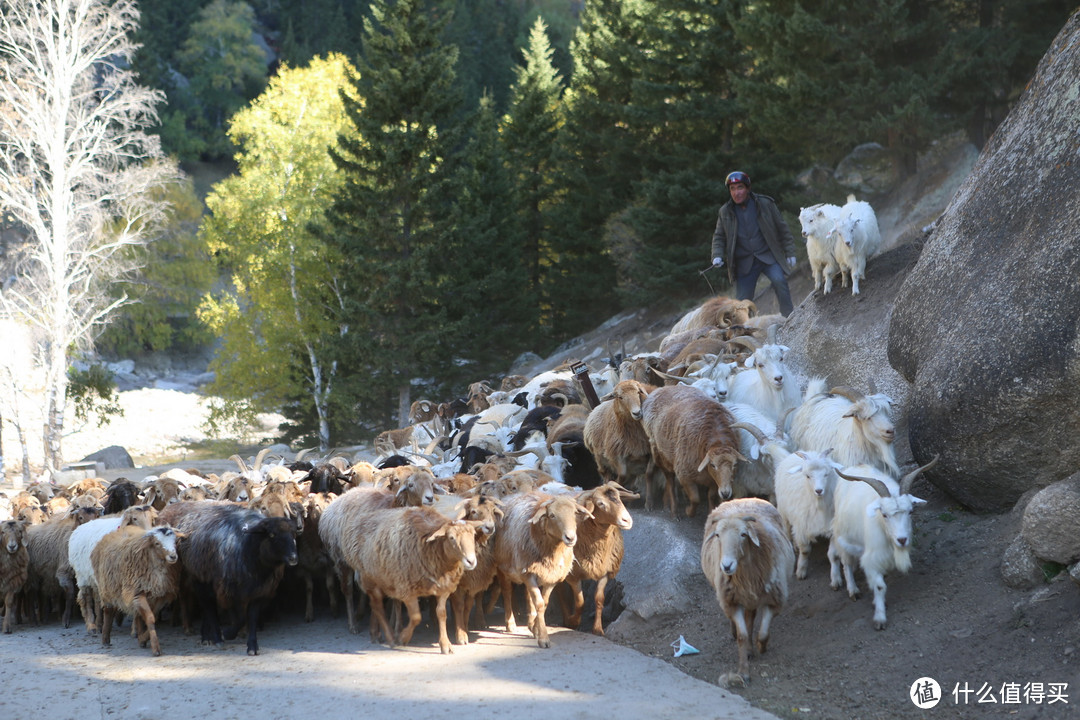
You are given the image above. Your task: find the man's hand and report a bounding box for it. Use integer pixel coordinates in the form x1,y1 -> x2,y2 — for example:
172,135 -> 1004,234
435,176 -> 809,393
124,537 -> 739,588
787,256 -> 796,268
712,257 -> 724,268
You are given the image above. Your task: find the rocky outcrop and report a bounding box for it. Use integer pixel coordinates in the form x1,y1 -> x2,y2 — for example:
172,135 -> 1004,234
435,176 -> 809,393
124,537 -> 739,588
887,13 -> 1080,512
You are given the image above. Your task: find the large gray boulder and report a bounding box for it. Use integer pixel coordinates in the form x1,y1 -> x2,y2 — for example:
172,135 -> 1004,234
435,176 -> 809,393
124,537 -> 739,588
887,14 -> 1080,512
1020,475 -> 1080,565
80,445 -> 134,470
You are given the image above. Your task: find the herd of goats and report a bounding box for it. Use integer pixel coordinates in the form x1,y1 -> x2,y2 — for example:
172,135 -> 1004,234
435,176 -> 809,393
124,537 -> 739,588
0,287 -> 937,687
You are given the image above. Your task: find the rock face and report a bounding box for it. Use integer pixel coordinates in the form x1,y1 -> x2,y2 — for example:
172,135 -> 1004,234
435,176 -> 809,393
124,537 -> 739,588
888,14 -> 1080,512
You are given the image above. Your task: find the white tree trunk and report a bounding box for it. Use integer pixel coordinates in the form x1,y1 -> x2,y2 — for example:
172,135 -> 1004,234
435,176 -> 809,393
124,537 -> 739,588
0,0 -> 177,471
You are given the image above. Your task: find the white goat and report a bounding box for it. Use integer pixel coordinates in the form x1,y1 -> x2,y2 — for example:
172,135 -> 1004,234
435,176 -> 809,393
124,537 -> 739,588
764,444 -> 843,581
789,379 -> 899,476
798,203 -> 843,294
726,339 -> 802,430
830,456 -> 938,630
723,404 -> 789,501
831,195 -> 881,295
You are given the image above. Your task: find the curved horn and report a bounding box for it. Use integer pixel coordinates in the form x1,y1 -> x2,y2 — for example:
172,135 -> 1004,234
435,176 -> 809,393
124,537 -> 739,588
402,449 -> 440,464
294,447 -> 316,462
253,447 -> 272,471
229,454 -> 250,473
766,323 -> 779,345
730,421 -> 768,445
652,368 -> 695,385
777,406 -> 797,434
828,386 -> 866,404
900,455 -> 940,495
835,468 -> 892,498
424,435 -> 449,456
548,392 -> 570,407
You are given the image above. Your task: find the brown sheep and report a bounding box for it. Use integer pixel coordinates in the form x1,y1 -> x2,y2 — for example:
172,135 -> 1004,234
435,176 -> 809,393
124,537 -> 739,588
0,520 -> 29,633
25,506 -> 101,627
69,504 -> 159,634
669,296 -> 758,335
346,460 -> 377,488
448,495 -> 504,644
92,525 -> 183,656
216,473 -> 255,502
701,498 -> 794,686
641,384 -> 744,517
293,492 -> 336,622
16,505 -> 47,525
563,482 -> 638,636
319,485 -> 434,634
584,380 -> 661,506
493,491 -> 592,648
351,506 -> 483,654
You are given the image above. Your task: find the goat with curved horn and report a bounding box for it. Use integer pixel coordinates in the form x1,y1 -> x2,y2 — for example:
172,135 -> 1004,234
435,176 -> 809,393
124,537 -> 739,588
834,468 -> 892,498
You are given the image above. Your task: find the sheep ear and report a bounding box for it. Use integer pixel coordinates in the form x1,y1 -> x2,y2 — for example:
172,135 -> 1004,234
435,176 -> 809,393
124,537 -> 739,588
787,464 -> 803,474
529,502 -> 550,524
742,518 -> 761,546
696,455 -> 710,473
575,503 -> 595,520
743,357 -> 755,369
866,500 -> 882,518
426,526 -> 449,542
911,496 -> 926,505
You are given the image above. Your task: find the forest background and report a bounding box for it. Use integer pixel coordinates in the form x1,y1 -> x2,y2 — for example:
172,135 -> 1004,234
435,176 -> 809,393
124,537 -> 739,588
4,0 -> 1074,468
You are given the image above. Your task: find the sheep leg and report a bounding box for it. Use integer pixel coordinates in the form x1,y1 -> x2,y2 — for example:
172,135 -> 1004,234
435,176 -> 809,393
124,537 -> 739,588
434,594 -> 453,654
795,538 -> 812,580
450,589 -> 469,645
244,601 -> 262,656
303,573 -> 315,623
2,590 -> 15,633
340,565 -> 358,634
324,572 -> 338,617
194,582 -> 222,646
682,480 -> 700,518
868,569 -> 888,630
756,605 -> 774,655
468,591 -> 486,630
100,606 -> 115,648
133,595 -> 162,656
484,584 -> 501,617
398,596 -> 423,648
841,552 -> 860,600
498,572 -> 517,633
59,572 -> 76,629
366,587 -> 395,648
77,587 -> 98,634
591,576 -> 609,636
525,576 -> 551,648
827,540 -> 843,590
566,578 -> 584,630
731,605 -> 752,684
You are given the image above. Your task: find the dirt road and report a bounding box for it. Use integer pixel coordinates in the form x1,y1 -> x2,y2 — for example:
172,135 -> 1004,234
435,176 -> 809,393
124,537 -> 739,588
0,613 -> 779,720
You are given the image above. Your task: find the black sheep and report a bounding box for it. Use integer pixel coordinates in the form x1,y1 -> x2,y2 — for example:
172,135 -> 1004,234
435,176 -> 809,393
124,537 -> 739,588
301,463 -> 349,495
102,480 -> 141,515
158,501 -> 298,655
508,405 -> 562,450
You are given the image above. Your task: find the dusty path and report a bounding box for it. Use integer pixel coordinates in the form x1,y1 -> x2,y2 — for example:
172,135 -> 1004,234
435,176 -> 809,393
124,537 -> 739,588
0,614 -> 778,720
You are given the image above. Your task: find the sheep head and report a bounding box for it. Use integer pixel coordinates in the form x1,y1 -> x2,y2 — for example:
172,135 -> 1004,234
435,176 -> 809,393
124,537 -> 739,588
697,446 -> 745,501
426,519 -> 482,571
579,482 -> 637,530
833,387 -> 896,445
148,527 -> 181,564
528,495 -> 591,547
704,514 -> 761,576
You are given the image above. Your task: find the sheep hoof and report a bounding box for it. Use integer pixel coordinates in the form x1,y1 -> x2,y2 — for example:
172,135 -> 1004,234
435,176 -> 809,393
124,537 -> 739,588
247,648 -> 259,656
849,592 -> 860,601
719,672 -> 747,689
874,619 -> 887,631
537,638 -> 551,649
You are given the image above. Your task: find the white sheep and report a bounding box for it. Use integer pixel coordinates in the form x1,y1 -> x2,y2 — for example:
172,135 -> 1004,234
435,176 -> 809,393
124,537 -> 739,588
789,379 -> 899,476
831,195 -> 881,295
700,498 -> 794,687
798,203 -> 843,294
829,456 -> 938,629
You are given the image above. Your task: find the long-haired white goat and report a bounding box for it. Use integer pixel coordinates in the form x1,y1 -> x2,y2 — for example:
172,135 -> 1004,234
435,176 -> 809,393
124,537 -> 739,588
789,379 -> 899,476
830,456 -> 938,630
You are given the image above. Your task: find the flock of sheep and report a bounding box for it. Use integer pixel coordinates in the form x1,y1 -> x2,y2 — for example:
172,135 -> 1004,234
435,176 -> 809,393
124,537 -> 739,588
0,247 -> 939,686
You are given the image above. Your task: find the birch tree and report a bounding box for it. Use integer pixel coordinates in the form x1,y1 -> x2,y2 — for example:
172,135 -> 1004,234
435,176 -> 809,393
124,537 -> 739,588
0,0 -> 176,472
197,54 -> 353,450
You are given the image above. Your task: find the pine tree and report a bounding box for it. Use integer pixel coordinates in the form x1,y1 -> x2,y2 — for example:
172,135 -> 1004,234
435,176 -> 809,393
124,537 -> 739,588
733,0 -> 953,176
501,18 -> 564,336
620,0 -> 748,305
325,0 -> 464,430
439,95 -> 534,389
